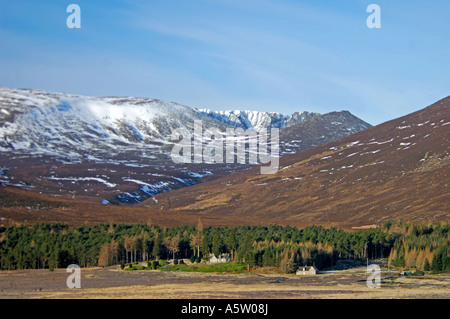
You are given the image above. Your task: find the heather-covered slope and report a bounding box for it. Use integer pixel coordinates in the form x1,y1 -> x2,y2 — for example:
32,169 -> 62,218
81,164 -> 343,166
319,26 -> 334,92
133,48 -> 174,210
147,96 -> 450,228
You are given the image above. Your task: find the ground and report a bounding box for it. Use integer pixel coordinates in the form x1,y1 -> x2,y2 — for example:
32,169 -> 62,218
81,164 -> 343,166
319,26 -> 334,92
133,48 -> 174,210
0,266 -> 449,299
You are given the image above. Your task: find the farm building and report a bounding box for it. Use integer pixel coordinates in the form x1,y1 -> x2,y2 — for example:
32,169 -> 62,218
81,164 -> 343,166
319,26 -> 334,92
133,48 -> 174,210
296,265 -> 318,276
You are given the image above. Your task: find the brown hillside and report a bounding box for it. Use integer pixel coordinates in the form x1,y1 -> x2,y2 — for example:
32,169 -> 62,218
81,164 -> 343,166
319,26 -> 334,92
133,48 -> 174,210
0,185 -> 287,228
145,96 -> 450,228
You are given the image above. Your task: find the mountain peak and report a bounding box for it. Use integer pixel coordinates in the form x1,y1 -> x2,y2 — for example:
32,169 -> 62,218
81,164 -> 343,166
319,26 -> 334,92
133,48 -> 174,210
197,108 -> 320,131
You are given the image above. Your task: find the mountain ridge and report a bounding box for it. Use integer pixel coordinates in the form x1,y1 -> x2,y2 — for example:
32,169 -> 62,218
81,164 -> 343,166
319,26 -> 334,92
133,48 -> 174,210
0,86 -> 371,206
197,108 -> 320,131
145,96 -> 450,227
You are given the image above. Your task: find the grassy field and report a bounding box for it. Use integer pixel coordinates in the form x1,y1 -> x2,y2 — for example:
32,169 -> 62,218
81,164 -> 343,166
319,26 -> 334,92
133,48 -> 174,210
123,261 -> 247,273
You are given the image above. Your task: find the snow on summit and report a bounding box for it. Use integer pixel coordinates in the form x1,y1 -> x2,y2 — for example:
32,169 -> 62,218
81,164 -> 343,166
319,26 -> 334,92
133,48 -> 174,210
0,86 -> 371,166
197,108 -> 319,131
0,87 -> 322,161
0,87 -> 228,160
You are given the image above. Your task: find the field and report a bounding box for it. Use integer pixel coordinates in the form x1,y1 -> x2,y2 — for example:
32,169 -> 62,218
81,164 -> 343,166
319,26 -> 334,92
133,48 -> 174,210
0,266 -> 449,299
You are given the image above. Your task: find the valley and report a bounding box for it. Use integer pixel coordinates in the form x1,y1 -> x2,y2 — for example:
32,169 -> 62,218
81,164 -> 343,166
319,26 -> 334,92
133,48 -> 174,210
1,0 -> 448,304
0,90 -> 449,302
0,91 -> 448,229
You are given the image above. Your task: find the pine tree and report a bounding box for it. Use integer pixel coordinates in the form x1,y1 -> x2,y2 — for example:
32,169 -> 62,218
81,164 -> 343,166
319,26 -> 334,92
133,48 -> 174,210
431,251 -> 443,272
423,258 -> 431,271
201,234 -> 210,258
212,228 -> 221,257
152,234 -> 161,260
239,232 -> 253,263
227,228 -> 238,261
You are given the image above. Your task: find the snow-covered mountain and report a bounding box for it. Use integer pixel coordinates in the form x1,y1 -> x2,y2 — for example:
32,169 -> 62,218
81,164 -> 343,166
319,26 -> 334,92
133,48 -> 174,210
0,86 -> 371,205
0,87 -> 322,162
0,87 -> 233,162
198,109 -> 319,131
279,111 -> 372,154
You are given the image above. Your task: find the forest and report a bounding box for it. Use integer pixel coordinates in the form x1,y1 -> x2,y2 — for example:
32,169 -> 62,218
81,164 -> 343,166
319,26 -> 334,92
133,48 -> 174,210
0,220 -> 449,273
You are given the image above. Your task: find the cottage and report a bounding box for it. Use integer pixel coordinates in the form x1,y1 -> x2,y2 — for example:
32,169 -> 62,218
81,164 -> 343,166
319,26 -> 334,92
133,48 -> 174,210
296,265 -> 318,276
208,253 -> 231,264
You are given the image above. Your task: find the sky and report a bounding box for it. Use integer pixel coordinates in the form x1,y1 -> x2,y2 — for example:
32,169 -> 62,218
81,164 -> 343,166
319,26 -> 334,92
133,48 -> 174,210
0,0 -> 449,125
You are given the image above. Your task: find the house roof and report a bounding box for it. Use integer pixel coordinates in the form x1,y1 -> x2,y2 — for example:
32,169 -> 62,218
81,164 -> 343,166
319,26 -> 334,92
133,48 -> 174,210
300,266 -> 318,271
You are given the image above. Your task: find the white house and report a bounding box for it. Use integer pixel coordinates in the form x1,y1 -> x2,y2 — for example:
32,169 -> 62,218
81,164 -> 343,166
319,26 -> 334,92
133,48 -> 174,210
296,265 -> 318,276
208,253 -> 231,264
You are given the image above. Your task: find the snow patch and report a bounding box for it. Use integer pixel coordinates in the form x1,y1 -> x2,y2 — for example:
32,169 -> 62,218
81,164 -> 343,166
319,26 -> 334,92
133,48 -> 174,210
368,138 -> 394,145
360,149 -> 380,156
347,141 -> 359,147
346,152 -> 359,157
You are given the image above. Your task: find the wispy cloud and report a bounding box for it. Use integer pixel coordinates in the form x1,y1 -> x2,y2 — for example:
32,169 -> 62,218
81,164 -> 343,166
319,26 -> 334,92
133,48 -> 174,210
0,0 -> 448,124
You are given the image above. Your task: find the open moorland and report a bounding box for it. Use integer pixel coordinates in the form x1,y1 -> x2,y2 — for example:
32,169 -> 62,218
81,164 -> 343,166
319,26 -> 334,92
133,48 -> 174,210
0,266 -> 449,299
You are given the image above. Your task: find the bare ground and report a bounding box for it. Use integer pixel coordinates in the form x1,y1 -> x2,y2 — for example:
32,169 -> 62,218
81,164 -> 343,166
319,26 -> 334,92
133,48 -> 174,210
0,266 -> 449,299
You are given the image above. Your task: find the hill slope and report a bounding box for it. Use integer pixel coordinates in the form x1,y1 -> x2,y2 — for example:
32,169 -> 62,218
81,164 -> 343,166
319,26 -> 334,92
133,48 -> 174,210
147,96 -> 450,228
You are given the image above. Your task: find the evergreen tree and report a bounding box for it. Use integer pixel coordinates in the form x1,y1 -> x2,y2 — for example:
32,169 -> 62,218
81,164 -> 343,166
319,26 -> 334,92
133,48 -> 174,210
239,232 -> 253,263
423,258 -> 431,271
227,228 -> 238,261
152,234 -> 161,260
212,228 -> 221,257
201,234 -> 210,257
431,252 -> 443,272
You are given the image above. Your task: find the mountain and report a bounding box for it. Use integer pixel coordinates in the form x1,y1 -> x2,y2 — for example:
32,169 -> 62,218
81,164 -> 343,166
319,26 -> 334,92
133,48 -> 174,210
0,86 -> 231,162
279,110 -> 371,155
196,108 -> 372,156
146,96 -> 450,229
197,109 -> 319,131
0,86 -> 370,206
0,86 -> 247,204
0,86 -> 366,161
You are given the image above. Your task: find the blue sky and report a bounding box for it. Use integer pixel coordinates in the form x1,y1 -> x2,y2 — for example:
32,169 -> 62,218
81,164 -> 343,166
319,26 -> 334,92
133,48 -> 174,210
0,0 -> 449,125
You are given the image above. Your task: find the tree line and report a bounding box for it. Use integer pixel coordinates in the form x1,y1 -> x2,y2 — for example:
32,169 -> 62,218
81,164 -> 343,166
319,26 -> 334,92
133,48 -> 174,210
0,221 -> 448,273
386,222 -> 450,272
